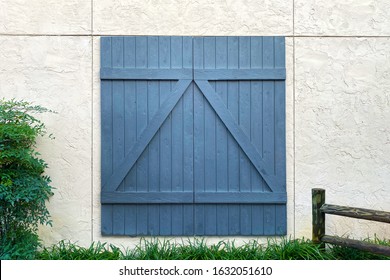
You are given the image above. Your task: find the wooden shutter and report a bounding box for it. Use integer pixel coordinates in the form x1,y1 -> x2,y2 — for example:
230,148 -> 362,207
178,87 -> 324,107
101,36 -> 286,236
100,36 -> 194,235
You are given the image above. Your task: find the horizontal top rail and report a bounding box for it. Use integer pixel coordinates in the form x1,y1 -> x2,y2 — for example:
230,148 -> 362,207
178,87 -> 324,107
320,203 -> 390,224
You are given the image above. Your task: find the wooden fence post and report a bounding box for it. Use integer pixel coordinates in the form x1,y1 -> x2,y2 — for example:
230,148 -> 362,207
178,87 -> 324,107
312,188 -> 325,247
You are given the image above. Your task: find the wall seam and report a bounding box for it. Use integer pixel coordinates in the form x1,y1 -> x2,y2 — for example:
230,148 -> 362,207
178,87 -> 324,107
2,34 -> 390,38
0,34 -> 93,36
91,0 -> 94,244
292,0 -> 296,239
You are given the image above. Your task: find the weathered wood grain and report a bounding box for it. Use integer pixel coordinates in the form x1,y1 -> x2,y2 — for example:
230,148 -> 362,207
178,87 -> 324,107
322,235 -> 390,257
320,204 -> 390,224
312,188 -> 325,245
312,188 -> 390,256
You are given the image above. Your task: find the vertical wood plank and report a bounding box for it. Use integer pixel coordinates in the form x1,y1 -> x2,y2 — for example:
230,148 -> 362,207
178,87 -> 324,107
251,205 -> 264,235
159,36 -> 172,235
171,37 -> 184,193
123,37 -> 137,235
264,205 -> 276,235
274,36 -> 286,187
227,36 -> 240,235
262,37 -> 276,235
124,37 -> 137,193
112,37 -> 125,235
171,36 -> 184,235
263,37 -> 275,174
194,37 -> 205,235
215,36 -> 229,235
249,37 -> 266,235
250,37 -> 266,192
183,36 -> 194,235
124,207 -> 137,236
135,36 -> 148,235
275,205 -> 287,235
274,36 -> 287,235
203,37 -> 217,235
238,36 -> 252,235
147,36 -> 160,235
101,37 -> 113,192
112,38 -> 125,182
101,37 -> 113,235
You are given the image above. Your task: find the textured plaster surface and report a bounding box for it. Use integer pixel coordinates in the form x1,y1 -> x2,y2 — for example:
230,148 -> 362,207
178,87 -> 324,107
0,0 -> 91,34
1,1 -> 390,246
295,0 -> 390,36
93,0 -> 293,35
295,37 -> 390,239
0,36 -> 93,246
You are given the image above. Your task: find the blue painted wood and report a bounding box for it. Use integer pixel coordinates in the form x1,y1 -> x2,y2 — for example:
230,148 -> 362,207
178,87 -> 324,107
158,37 -> 173,236
183,37 -> 194,236
193,69 -> 286,80
171,37 -> 185,235
101,36 -> 287,236
215,37 -> 229,235
239,37 -> 253,235
123,39 -> 137,193
195,80 -> 280,192
122,38 -> 138,236
112,37 -> 125,235
101,37 -> 113,235
252,205 -> 264,235
195,192 -> 287,203
263,37 -> 277,236
135,36 -> 149,236
122,37 -> 137,236
274,37 -> 287,235
226,37 -> 240,235
250,37 -> 266,235
146,36 -> 160,235
275,205 -> 287,235
193,37 -> 205,236
274,37 -> 286,188
264,205 -> 276,235
124,206 -> 137,236
101,192 -> 194,203
250,84 -> 266,189
101,68 -> 193,80
203,37 -> 217,235
102,79 -> 191,192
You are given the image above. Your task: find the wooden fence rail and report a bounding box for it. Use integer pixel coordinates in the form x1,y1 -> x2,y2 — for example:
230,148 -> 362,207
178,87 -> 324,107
312,188 -> 390,257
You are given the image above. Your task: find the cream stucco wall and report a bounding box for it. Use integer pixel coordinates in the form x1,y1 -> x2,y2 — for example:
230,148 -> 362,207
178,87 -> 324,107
0,0 -> 389,247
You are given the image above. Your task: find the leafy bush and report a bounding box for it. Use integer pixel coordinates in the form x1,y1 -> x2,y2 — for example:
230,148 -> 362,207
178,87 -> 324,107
0,99 -> 54,259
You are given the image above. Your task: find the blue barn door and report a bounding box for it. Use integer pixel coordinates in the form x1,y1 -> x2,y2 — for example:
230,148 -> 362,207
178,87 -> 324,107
101,36 -> 286,236
100,37 -> 194,236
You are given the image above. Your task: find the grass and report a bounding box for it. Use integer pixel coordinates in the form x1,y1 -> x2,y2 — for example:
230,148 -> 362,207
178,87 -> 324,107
35,237 -> 390,260
329,236 -> 390,260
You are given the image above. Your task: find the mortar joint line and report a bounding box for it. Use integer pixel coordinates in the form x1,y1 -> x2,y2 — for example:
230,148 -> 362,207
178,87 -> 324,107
2,34 -> 390,38
91,0 -> 94,244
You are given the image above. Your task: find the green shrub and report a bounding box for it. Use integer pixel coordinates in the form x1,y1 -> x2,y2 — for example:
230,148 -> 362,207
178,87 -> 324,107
0,99 -> 54,259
